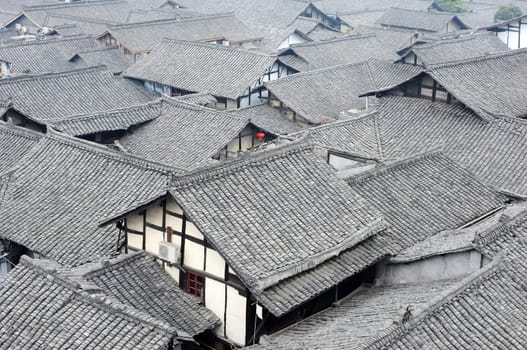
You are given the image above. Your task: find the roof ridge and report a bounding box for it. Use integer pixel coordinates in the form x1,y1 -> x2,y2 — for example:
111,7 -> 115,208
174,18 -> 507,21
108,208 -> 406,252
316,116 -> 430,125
17,255 -> 176,336
268,60 -> 368,84
24,0 -> 126,11
412,32 -> 491,51
45,13 -> 119,25
473,210 -> 527,248
385,6 -> 455,17
80,251 -> 147,278
0,35 -> 94,48
360,257 -> 504,350
161,96 -> 249,122
47,98 -> 163,123
170,140 -> 315,189
426,47 -> 527,71
290,32 -> 377,48
0,120 -> 43,140
44,129 -> 178,174
0,65 -> 108,85
73,45 -> 120,54
345,149 -> 448,183
288,110 -> 378,138
159,38 -> 275,58
108,11 -> 236,29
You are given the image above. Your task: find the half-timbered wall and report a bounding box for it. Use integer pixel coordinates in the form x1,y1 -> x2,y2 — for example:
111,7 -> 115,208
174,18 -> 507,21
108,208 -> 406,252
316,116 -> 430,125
213,124 -> 268,161
277,32 -> 308,51
490,18 -> 527,49
124,196 -> 251,346
384,74 -> 462,106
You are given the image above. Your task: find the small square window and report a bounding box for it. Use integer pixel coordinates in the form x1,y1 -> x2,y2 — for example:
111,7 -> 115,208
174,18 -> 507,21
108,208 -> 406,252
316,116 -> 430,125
185,272 -> 204,301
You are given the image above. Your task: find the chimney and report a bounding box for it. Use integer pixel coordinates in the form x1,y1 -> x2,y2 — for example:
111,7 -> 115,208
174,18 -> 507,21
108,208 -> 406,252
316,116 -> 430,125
166,226 -> 173,243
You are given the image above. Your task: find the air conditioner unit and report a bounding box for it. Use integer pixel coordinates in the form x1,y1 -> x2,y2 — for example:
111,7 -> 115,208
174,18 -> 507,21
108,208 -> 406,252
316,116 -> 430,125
158,241 -> 180,264
41,27 -> 51,34
15,24 -> 21,31
21,26 -> 27,33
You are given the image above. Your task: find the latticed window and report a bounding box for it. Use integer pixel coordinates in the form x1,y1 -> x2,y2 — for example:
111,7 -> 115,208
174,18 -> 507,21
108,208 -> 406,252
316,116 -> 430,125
185,272 -> 204,301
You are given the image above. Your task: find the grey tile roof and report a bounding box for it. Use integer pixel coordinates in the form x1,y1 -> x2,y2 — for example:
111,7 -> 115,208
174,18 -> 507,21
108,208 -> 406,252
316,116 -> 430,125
74,252 -> 221,337
422,49 -> 527,120
316,0 -> 434,13
161,0 -> 316,27
174,92 -> 217,106
370,96 -> 527,195
291,112 -> 382,157
0,131 -> 177,266
48,99 -> 163,137
256,230 -> 395,316
124,39 -> 276,100
279,33 -> 406,71
252,278 -> 462,350
376,7 -> 469,32
344,152 -> 506,247
0,36 -> 97,74
118,99 -> 251,169
0,121 -> 42,174
391,228 -> 476,263
103,13 -> 258,53
0,256 -> 176,350
169,143 -> 386,294
362,228 -> 527,350
289,16 -> 344,42
0,66 -> 157,123
265,60 -> 422,123
69,46 -> 132,74
400,32 -> 509,67
229,103 -> 303,135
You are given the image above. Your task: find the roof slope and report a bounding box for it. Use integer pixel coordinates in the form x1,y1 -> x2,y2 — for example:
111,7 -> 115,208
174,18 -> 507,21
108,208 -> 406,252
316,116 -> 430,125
0,131 -> 176,266
169,143 -> 385,293
48,99 -> 163,137
124,40 -> 276,99
230,103 -> 303,135
0,36 -> 98,74
266,60 -> 422,123
70,46 -> 132,74
0,66 -> 156,123
76,252 -> 220,337
374,96 -> 527,195
426,49 -> 527,120
118,99 -> 250,169
377,7 -> 467,31
0,121 -> 42,174
344,152 -> 506,246
253,278 -> 462,350
104,13 -> 257,52
0,256 -> 174,350
404,32 -> 509,67
279,34 -> 403,71
362,218 -> 527,350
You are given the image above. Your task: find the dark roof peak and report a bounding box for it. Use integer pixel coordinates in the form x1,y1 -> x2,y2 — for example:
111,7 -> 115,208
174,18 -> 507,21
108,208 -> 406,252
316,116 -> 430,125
0,65 -> 108,85
426,47 -> 527,71
171,140 -> 315,189
45,128 -> 178,174
107,11 -> 236,29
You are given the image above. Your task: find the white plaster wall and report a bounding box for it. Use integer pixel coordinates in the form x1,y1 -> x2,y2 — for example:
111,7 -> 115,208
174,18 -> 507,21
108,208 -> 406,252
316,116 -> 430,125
145,226 -> 164,255
226,286 -> 247,346
166,215 -> 183,233
205,248 -> 226,279
186,222 -> 205,240
328,154 -> 359,170
205,277 -> 226,337
277,32 -> 307,50
165,264 -> 180,284
127,214 -> 143,231
166,197 -> 183,214
127,232 -> 143,250
377,250 -> 483,285
146,205 -> 163,226
184,240 -> 204,270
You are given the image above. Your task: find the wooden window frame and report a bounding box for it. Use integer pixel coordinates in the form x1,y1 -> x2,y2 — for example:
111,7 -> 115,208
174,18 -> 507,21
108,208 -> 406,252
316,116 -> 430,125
186,271 -> 205,302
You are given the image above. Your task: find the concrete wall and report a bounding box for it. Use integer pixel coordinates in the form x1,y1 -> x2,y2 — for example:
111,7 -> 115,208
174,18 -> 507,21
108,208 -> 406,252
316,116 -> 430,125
376,250 -> 484,285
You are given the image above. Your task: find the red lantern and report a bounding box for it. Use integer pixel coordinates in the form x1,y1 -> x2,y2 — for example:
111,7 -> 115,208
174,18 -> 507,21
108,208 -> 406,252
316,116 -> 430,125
255,131 -> 265,141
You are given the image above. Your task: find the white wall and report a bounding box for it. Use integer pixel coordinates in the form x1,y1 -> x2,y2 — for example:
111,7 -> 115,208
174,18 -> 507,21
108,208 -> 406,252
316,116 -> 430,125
376,250 -> 483,285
